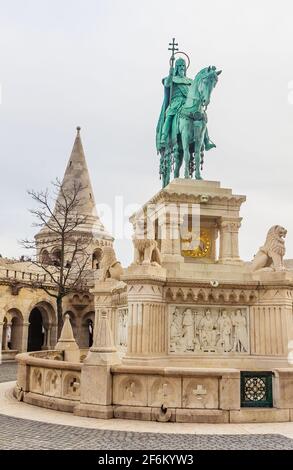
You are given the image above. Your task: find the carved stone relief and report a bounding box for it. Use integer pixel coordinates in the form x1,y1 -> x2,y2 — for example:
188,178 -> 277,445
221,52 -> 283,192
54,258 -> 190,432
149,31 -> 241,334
148,376 -> 181,408
182,378 -> 219,409
62,372 -> 81,399
169,305 -> 249,354
113,374 -> 148,406
30,367 -> 44,394
44,369 -> 61,397
117,308 -> 128,352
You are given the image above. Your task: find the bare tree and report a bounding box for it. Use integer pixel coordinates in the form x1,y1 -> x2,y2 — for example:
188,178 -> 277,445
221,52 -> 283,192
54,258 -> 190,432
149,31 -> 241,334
22,179 -> 93,336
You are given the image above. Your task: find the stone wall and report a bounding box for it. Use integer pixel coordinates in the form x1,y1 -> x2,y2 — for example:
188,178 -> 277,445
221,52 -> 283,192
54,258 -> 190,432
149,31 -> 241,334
13,350 -> 293,423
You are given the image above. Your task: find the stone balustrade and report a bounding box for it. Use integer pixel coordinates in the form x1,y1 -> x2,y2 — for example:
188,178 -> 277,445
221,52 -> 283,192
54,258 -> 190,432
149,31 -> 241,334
13,349 -> 293,423
0,267 -> 94,288
14,350 -> 82,412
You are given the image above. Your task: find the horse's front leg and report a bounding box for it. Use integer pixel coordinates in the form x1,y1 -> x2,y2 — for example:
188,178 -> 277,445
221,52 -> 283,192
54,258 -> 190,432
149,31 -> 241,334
194,122 -> 205,180
174,144 -> 182,178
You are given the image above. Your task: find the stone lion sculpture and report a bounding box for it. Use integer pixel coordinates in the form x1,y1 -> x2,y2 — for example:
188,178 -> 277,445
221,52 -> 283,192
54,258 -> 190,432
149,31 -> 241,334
133,238 -> 162,266
132,216 -> 162,266
99,246 -> 124,281
250,225 -> 287,272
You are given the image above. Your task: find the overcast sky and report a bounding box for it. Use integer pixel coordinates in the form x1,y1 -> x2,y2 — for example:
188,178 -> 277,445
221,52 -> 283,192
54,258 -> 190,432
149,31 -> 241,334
0,0 -> 293,266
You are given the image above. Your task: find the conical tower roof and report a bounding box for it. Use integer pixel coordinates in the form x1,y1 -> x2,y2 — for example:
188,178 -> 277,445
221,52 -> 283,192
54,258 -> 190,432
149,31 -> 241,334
63,126 -> 96,217
36,127 -> 113,241
60,127 -> 112,239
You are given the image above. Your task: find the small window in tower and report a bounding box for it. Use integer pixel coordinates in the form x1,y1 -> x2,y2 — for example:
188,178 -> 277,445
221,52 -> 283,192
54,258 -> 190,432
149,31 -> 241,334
89,193 -> 92,199
70,161 -> 72,166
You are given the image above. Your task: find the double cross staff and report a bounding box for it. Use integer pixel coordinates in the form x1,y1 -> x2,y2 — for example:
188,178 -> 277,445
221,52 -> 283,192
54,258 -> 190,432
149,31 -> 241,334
168,38 -> 178,105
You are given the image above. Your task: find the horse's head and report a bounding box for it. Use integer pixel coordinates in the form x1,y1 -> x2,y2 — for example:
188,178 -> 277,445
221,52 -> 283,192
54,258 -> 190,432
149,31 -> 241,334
195,66 -> 221,107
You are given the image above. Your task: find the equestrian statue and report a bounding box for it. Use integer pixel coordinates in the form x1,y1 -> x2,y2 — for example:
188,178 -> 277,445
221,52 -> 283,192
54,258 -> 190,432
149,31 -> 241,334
156,38 -> 221,187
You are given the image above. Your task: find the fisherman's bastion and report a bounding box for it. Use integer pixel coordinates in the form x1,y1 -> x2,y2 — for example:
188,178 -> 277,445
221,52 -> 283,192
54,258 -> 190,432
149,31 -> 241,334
1,39 -> 293,445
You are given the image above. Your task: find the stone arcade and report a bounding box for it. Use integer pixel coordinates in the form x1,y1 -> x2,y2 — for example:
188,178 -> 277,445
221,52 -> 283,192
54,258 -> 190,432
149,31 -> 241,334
0,128 -> 112,361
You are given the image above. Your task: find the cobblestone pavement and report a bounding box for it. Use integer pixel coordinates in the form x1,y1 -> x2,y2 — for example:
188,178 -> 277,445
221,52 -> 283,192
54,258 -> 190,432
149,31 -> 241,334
0,413 -> 293,450
0,362 -> 293,450
0,362 -> 17,383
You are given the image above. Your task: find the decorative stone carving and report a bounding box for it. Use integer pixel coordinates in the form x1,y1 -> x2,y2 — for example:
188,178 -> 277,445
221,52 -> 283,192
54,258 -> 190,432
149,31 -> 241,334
250,225 -> 287,272
113,374 -> 148,406
44,369 -> 61,397
148,377 -> 181,408
62,373 -> 81,399
231,309 -> 249,352
132,238 -> 162,266
117,308 -> 128,350
30,368 -> 43,394
132,218 -> 162,266
99,247 -> 124,281
182,378 -> 219,409
164,286 -> 257,304
169,305 -> 249,354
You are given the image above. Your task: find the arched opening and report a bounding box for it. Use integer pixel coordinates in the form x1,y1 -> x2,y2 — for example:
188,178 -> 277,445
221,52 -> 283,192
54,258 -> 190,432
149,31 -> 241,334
6,309 -> 24,351
27,301 -> 57,352
51,248 -> 61,267
28,308 -> 44,351
80,312 -> 95,348
40,249 -> 51,265
92,248 -> 103,270
1,310 -> 23,351
10,316 -> 22,350
87,319 -> 94,347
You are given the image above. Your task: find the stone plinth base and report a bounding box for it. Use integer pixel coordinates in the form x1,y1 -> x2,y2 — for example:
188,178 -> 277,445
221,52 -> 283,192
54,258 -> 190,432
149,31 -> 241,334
230,408 -> 290,423
122,263 -> 166,282
74,403 -> 114,419
22,392 -> 77,413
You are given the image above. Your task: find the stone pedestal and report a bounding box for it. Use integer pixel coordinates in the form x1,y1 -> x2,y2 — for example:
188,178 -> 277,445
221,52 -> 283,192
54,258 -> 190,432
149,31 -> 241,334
76,310 -> 121,419
82,178 -> 293,422
130,179 -> 246,266
122,264 -> 167,358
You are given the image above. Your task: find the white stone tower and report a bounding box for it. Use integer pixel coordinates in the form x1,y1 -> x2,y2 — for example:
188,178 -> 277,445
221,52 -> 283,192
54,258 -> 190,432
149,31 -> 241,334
35,127 -> 113,269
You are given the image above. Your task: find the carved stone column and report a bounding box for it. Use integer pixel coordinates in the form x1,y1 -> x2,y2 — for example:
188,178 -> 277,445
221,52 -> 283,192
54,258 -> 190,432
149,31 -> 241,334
0,322 -> 3,353
231,221 -> 242,260
123,264 -> 167,359
50,324 -> 58,348
158,205 -> 184,263
46,324 -> 52,349
3,322 -> 11,350
218,219 -> 242,263
21,322 -> 30,352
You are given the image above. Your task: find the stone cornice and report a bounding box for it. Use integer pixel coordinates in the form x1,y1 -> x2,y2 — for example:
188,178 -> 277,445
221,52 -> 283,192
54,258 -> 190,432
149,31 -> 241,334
148,190 -> 246,206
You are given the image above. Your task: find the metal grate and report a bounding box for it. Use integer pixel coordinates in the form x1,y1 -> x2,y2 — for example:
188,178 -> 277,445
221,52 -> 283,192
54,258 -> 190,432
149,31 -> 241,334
241,371 -> 273,407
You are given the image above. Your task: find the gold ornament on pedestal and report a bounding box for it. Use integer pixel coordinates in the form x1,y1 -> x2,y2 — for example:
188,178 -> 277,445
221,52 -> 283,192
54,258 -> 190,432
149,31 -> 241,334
181,229 -> 211,258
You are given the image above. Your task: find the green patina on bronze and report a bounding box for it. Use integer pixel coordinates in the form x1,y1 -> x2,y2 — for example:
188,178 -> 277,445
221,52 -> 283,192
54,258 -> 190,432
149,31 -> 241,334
156,38 -> 221,187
